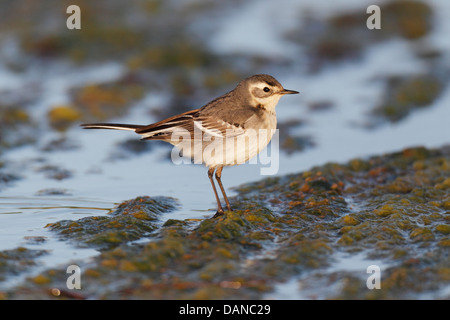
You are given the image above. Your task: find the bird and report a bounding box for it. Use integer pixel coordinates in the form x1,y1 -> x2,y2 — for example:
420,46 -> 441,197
81,74 -> 299,218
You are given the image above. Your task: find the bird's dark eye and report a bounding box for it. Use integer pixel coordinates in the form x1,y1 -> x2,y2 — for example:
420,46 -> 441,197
263,87 -> 270,92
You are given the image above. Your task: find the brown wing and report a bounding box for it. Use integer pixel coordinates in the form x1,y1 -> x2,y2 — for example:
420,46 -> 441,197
136,108 -> 246,141
136,109 -> 199,140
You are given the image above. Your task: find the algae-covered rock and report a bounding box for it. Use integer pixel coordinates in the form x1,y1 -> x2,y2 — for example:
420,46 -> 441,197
7,145 -> 450,299
47,105 -> 82,132
47,196 -> 179,250
70,76 -> 146,123
371,74 -> 445,124
0,104 -> 36,151
0,247 -> 48,282
289,0 -> 434,72
382,0 -> 433,40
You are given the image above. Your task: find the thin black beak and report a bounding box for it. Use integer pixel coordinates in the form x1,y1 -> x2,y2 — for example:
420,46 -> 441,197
280,89 -> 299,95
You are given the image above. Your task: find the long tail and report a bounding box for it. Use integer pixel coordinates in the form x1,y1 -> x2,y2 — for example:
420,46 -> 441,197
80,123 -> 143,131
81,109 -> 200,141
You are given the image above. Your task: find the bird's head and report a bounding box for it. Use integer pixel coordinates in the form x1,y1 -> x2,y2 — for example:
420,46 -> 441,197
239,74 -> 299,112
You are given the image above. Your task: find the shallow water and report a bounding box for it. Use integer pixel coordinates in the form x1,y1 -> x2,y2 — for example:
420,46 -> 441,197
1,0 -> 450,298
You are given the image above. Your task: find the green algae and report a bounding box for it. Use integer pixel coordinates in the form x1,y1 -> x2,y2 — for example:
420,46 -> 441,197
372,74 -> 445,124
289,0 -> 434,72
0,247 -> 48,282
0,104 -> 36,151
12,145 -> 448,300
69,76 -> 146,124
0,0 -> 245,142
47,105 -> 82,132
47,196 -> 179,250
278,120 -> 315,155
8,1 -> 241,116
382,0 -> 433,40
286,0 -> 445,131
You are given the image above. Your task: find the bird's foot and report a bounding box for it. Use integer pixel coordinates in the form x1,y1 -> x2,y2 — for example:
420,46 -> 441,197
212,210 -> 224,218
212,207 -> 234,218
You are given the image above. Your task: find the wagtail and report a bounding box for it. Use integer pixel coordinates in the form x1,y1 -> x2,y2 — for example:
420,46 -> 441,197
81,74 -> 299,217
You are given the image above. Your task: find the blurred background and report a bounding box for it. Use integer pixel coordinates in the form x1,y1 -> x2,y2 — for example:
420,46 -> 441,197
0,0 -> 449,296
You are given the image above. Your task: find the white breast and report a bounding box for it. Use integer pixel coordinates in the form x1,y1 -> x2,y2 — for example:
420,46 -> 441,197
171,112 -> 277,168
201,113 -> 277,168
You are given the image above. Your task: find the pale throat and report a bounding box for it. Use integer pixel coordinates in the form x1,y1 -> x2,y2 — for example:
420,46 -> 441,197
253,94 -> 282,113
